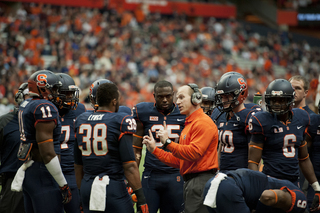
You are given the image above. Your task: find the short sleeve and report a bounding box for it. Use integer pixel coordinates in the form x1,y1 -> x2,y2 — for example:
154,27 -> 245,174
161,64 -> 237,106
120,115 -> 137,134
248,114 -> 264,135
118,106 -> 132,115
132,105 -> 139,120
34,103 -> 59,126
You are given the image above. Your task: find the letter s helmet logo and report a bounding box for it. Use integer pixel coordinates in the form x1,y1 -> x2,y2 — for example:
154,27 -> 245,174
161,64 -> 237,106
36,74 -> 48,87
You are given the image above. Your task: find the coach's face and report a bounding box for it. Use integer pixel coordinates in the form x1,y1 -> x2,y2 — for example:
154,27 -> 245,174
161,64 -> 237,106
176,86 -> 193,116
154,86 -> 174,111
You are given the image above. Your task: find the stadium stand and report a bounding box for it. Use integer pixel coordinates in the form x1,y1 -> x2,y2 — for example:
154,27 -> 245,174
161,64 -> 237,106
0,1 -> 318,112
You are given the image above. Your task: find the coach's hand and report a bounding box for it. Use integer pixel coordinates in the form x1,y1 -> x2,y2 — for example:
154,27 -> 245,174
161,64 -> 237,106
142,130 -> 156,153
157,121 -> 169,145
134,188 -> 149,213
60,184 -> 72,204
311,191 -> 320,212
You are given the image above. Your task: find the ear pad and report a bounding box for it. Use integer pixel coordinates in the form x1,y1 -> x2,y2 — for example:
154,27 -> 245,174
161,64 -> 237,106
188,83 -> 202,106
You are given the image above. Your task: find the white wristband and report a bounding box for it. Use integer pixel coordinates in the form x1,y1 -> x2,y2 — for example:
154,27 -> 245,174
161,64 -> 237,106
311,182 -> 320,192
45,156 -> 67,187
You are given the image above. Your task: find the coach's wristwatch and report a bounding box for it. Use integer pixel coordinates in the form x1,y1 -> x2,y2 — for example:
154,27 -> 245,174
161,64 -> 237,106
163,139 -> 172,150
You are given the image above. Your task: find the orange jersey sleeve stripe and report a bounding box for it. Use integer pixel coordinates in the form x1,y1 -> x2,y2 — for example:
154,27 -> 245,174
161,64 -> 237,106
38,139 -> 53,144
299,142 -> 307,148
123,161 -> 136,164
133,145 -> 142,149
133,134 -> 143,138
299,154 -> 309,161
248,160 -> 259,165
249,145 -> 263,150
270,189 -> 278,204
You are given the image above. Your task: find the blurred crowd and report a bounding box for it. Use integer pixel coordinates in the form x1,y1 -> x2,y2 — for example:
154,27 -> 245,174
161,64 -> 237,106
276,0 -> 319,9
0,2 -> 319,115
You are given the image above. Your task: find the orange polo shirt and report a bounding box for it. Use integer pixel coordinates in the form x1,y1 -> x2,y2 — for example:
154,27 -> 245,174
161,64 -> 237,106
152,108 -> 219,176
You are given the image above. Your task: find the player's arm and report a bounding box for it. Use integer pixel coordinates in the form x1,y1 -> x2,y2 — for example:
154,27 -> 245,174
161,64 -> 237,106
74,136 -> 83,189
120,134 -> 148,212
36,121 -> 59,163
36,121 -> 72,203
248,136 -> 264,171
133,119 -> 144,166
248,115 -> 264,171
298,140 -> 318,186
217,141 -> 222,167
259,189 -> 293,212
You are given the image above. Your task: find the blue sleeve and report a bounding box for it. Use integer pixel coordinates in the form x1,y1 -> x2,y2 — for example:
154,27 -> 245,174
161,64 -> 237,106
119,134 -> 136,163
74,136 -> 83,165
250,134 -> 265,143
249,114 -> 264,136
118,106 -> 132,115
132,105 -> 139,120
34,103 -> 59,125
120,115 -> 137,134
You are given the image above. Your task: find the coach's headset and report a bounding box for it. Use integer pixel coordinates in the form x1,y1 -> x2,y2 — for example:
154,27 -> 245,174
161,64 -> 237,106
188,83 -> 202,106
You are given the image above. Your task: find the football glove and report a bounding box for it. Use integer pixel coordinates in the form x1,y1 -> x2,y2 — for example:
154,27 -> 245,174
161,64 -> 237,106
137,204 -> 149,213
134,188 -> 149,213
60,184 -> 72,204
126,181 -> 138,203
311,191 -> 320,212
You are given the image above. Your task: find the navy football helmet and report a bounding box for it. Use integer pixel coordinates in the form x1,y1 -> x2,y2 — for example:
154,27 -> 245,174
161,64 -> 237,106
220,71 -> 244,80
28,70 -> 62,105
56,73 -> 79,110
265,79 -> 295,115
200,87 -> 215,115
215,73 -> 248,112
89,79 -> 113,109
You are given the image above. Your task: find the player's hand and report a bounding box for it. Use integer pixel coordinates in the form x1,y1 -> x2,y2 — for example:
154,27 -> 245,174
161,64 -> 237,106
142,130 -> 156,153
60,184 -> 72,204
127,185 -> 138,203
134,188 -> 149,213
157,121 -> 169,145
136,204 -> 149,213
80,202 -> 84,213
311,191 -> 320,212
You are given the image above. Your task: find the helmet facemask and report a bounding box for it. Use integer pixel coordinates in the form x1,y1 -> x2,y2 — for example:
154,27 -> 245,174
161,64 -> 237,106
265,94 -> 294,115
57,85 -> 79,110
215,89 -> 246,113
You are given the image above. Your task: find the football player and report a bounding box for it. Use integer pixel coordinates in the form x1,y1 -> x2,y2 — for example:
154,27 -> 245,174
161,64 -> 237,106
17,70 -> 71,213
214,73 -> 259,172
55,73 -> 86,213
203,168 -> 308,213
0,82 -> 29,213
211,71 -> 261,123
248,79 -> 320,211
306,112 -> 320,212
200,87 -> 215,116
74,82 -> 148,213
89,79 -> 131,114
132,80 -> 185,213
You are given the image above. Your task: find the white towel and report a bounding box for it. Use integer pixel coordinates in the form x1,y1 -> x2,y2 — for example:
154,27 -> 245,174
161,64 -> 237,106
11,160 -> 34,192
89,175 -> 110,211
203,172 -> 227,208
